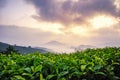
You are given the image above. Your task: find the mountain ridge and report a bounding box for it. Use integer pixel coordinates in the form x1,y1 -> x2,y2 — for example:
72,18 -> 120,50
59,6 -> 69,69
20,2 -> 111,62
44,40 -> 65,46
0,42 -> 47,54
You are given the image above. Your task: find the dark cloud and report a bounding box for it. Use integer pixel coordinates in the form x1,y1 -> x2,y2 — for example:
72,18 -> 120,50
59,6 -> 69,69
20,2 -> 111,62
74,0 -> 117,16
26,0 -> 60,21
0,0 -> 7,8
26,0 -> 120,26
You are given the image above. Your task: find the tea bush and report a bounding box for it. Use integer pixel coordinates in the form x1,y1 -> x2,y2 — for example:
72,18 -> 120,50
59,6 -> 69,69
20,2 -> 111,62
0,47 -> 120,80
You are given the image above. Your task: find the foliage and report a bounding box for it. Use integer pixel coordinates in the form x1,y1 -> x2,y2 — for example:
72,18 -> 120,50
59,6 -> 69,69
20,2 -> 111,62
0,47 -> 120,80
1,45 -> 19,55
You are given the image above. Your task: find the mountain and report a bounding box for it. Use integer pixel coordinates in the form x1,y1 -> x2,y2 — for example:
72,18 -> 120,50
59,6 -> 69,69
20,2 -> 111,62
41,41 -> 75,53
35,47 -> 53,52
44,41 -> 65,46
0,42 -> 47,54
72,45 -> 96,51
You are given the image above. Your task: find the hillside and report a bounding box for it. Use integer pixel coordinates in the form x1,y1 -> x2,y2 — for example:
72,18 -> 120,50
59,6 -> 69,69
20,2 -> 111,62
0,42 -> 47,54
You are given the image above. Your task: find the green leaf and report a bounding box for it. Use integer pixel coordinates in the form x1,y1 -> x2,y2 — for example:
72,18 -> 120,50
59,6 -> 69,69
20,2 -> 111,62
46,74 -> 55,80
58,71 -> 69,79
24,67 -> 31,73
35,65 -> 42,73
22,73 -> 33,78
112,62 -> 119,65
13,75 -> 25,80
59,77 -> 66,80
113,76 -> 120,79
94,65 -> 102,70
95,72 -> 106,76
81,65 -> 86,71
40,73 -> 43,80
31,66 -> 34,72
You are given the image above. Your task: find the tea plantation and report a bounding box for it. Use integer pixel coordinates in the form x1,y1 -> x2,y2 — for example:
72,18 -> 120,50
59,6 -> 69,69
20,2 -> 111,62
0,47 -> 120,80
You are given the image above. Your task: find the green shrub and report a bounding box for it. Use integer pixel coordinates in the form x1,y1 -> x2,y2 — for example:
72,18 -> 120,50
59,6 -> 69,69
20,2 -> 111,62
0,47 -> 120,80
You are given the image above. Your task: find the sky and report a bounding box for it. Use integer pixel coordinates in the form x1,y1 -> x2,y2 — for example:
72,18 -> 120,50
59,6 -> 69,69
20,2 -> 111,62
0,0 -> 120,47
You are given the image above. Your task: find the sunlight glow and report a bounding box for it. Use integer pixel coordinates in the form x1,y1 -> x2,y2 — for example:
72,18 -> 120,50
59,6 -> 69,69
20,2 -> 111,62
114,0 -> 120,10
39,23 -> 63,34
13,17 -> 63,34
71,27 -> 88,36
27,21 -> 63,34
90,15 -> 118,29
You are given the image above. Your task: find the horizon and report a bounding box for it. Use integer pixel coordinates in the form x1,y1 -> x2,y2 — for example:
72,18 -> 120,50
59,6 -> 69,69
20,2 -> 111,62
0,41 -> 119,53
0,0 -> 120,51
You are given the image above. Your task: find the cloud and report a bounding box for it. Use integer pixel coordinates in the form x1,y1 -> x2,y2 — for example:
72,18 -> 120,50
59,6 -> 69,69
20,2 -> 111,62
26,0 -> 120,26
89,25 -> 120,47
0,24 -> 120,47
0,25 -> 57,46
0,0 -> 7,8
0,0 -> 7,17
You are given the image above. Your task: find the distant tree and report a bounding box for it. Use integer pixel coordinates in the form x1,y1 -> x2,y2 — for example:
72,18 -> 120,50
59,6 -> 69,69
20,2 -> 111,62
0,50 -> 4,53
4,45 -> 19,55
14,44 -> 17,46
28,46 -> 31,48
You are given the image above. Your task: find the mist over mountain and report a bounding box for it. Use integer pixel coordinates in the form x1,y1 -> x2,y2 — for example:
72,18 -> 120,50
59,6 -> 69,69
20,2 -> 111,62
0,42 -> 99,54
44,41 -> 65,46
73,45 -> 97,51
40,41 -> 74,53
